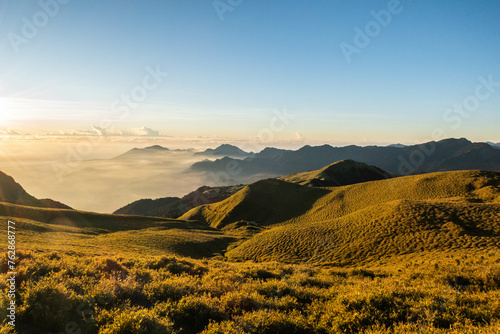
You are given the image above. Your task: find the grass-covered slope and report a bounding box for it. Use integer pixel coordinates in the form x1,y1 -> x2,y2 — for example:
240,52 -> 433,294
226,199 -> 500,264
181,170 -> 500,229
180,179 -> 330,228
278,159 -> 391,187
181,170 -> 500,264
0,203 -> 237,259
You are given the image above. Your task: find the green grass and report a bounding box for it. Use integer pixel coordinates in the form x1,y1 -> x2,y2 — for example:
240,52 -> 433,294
226,199 -> 500,265
0,213 -> 238,259
2,251 -> 500,333
0,169 -> 499,332
180,178 -> 330,228
182,170 -> 500,229
278,159 -> 390,187
179,170 -> 500,265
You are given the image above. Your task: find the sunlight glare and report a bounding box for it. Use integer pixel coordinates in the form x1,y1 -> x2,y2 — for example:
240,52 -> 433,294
0,98 -> 13,125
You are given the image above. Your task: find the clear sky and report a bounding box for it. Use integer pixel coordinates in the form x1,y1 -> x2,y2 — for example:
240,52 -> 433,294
0,0 -> 499,146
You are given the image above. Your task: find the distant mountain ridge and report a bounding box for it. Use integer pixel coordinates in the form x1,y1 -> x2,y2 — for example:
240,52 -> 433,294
114,145 -> 192,159
195,144 -> 254,158
188,138 -> 500,179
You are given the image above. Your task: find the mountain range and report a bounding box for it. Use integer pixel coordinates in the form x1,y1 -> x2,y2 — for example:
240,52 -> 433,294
188,138 -> 500,181
114,145 -> 192,159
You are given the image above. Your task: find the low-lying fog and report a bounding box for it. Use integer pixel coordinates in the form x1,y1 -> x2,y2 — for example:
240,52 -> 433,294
0,140 -> 244,213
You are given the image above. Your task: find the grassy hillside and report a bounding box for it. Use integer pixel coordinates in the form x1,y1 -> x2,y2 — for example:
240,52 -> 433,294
180,170 -> 500,265
0,203 -> 238,259
182,170 -> 500,229
0,167 -> 499,332
226,199 -> 500,264
180,179 -> 330,228
0,202 -> 181,232
278,159 -> 391,187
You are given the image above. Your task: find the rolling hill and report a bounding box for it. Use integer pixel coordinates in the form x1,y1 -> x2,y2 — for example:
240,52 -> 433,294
181,170 -> 500,228
278,159 -> 391,187
181,169 -> 500,264
226,199 -> 500,265
0,200 -> 238,259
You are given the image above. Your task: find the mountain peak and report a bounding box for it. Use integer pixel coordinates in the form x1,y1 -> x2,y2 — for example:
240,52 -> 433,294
196,144 -> 252,157
145,145 -> 169,151
279,159 -> 391,187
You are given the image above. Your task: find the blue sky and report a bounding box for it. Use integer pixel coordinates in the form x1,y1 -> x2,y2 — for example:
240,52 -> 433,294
0,0 -> 499,145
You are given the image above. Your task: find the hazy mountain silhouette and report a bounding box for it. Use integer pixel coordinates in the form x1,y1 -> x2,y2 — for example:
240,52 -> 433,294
114,145 -> 192,159
0,171 -> 71,209
195,144 -> 254,158
188,138 -> 500,179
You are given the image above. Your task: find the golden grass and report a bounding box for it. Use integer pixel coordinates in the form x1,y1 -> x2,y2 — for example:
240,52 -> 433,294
180,179 -> 329,228
1,251 -> 500,333
226,199 -> 500,265
278,159 -> 389,186
0,170 -> 499,332
0,215 -> 238,259
183,170 -> 500,229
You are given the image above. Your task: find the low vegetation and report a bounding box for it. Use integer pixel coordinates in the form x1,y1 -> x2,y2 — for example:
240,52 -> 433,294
227,199 -> 500,264
0,168 -> 499,333
181,170 -> 500,229
1,251 -> 500,333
